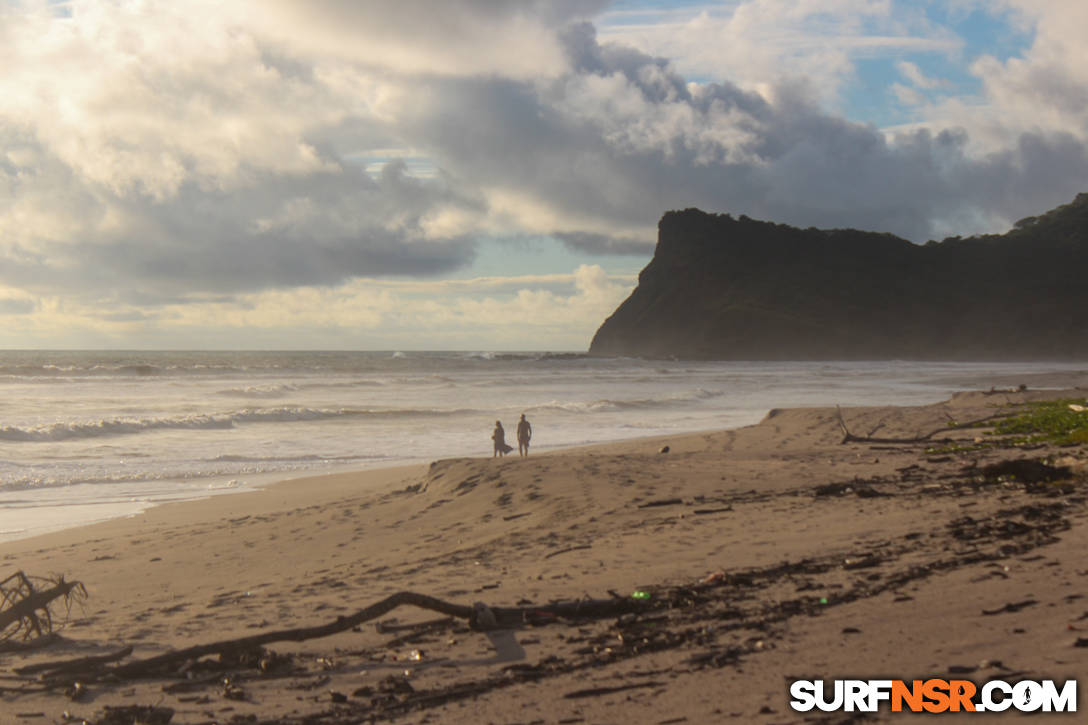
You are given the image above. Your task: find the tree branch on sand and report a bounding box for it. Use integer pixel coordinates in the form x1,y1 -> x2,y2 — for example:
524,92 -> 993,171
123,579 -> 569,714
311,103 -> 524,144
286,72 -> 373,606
25,591 -> 650,681
834,406 -> 1012,445
0,571 -> 87,642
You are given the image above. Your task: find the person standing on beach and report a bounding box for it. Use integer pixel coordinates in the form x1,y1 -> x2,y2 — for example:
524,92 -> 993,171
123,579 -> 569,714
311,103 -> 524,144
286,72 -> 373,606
492,420 -> 510,457
516,413 -> 532,457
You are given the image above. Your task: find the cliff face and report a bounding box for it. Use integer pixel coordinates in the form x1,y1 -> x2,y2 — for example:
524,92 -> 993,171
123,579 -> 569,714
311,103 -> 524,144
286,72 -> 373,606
589,194 -> 1088,360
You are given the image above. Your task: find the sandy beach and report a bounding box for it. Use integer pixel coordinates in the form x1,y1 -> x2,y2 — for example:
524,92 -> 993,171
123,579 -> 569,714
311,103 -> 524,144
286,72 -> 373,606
0,386 -> 1085,724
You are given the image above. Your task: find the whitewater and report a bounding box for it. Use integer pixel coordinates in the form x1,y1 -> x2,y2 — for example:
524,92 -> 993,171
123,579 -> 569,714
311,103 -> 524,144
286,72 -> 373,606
0,350 -> 1082,542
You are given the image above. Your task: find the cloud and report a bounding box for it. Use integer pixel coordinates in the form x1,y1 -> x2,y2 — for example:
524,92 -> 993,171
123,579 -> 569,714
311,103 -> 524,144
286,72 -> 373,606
0,139 -> 484,300
598,0 -> 961,102
243,0 -> 611,79
2,0 -> 1088,349
390,16 -> 1085,244
896,60 -> 950,91
966,2 -> 1088,141
0,0 -> 492,301
0,296 -> 36,315
0,265 -> 635,350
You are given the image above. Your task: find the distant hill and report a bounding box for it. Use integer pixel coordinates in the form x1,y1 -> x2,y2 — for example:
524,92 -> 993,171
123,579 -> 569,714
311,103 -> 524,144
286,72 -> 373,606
589,193 -> 1088,360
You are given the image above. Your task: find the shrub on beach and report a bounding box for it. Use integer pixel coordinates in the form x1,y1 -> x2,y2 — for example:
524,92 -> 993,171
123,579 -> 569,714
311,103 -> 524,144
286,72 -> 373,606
991,399 -> 1088,446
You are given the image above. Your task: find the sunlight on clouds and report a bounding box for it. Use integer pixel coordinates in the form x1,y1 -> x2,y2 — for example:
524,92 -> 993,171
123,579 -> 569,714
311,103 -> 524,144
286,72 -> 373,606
484,189 -> 654,248
0,0 -> 342,200
242,0 -> 588,81
905,2 -> 1088,153
1,1 -> 1088,349
0,286 -> 37,317
599,0 -> 958,107
203,266 -> 637,339
0,267 -> 636,350
419,205 -> 486,241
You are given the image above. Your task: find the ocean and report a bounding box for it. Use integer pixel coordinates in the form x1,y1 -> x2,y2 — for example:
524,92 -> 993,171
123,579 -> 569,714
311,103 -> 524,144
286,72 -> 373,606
0,350 -> 1082,542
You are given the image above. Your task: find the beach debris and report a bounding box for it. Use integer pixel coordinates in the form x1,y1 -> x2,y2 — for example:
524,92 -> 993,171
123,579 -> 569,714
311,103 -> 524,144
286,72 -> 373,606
659,445 -> 670,453
16,420 -> 1086,721
94,705 -> 175,725
979,458 -> 1072,484
834,405 -> 1013,445
502,512 -> 531,521
842,555 -> 881,570
379,673 -> 416,695
64,680 -> 88,701
947,664 -> 977,674
563,680 -> 663,699
0,571 -> 87,642
700,571 -> 725,585
14,646 -> 133,678
544,544 -> 592,559
21,590 -> 653,685
981,599 -> 1038,616
636,497 -> 683,509
693,506 -> 733,514
813,480 -> 890,498
220,674 -> 246,701
472,601 -> 498,630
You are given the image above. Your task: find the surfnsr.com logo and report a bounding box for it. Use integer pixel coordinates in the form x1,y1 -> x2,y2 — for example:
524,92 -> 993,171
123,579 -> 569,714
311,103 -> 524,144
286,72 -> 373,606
790,679 -> 1078,714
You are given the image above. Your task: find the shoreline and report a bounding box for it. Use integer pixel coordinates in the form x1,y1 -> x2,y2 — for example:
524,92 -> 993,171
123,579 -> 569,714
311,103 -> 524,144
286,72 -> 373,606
4,363 -> 1086,548
0,387 -> 1084,722
0,431 -> 697,548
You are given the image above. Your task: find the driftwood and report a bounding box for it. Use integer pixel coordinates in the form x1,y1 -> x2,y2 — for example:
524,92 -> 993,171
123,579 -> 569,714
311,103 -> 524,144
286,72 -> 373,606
0,572 -> 86,641
637,498 -> 683,509
563,680 -> 663,699
14,646 -> 132,676
108,592 -> 471,678
543,544 -> 592,559
30,590 -> 649,681
835,406 -> 1013,445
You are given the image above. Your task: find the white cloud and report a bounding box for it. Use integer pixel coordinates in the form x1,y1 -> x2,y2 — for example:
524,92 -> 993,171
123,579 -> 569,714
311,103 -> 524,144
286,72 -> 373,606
241,0 -> 610,80
598,0 -> 960,105
891,83 -> 926,107
896,60 -> 951,90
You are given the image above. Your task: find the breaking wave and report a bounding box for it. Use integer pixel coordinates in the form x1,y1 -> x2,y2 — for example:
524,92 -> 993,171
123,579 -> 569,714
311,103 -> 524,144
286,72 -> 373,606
527,388 -> 725,414
0,406 -> 482,442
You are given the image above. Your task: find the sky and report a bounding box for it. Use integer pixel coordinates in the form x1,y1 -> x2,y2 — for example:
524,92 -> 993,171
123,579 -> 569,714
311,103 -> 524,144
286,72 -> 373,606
1,0 -> 1087,350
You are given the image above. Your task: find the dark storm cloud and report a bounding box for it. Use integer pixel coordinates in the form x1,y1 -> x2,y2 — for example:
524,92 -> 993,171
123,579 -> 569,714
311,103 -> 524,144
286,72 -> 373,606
0,146 -> 481,303
399,20 -> 1088,251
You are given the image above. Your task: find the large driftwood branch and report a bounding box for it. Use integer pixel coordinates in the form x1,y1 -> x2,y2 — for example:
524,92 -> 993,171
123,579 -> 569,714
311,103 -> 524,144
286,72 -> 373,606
31,591 -> 648,680
834,407 -> 1013,445
0,573 -> 86,641
110,592 -> 472,678
14,646 -> 132,676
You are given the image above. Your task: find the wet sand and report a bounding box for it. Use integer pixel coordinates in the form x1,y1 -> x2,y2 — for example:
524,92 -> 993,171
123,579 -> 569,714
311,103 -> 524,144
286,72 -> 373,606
0,387 -> 1085,723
